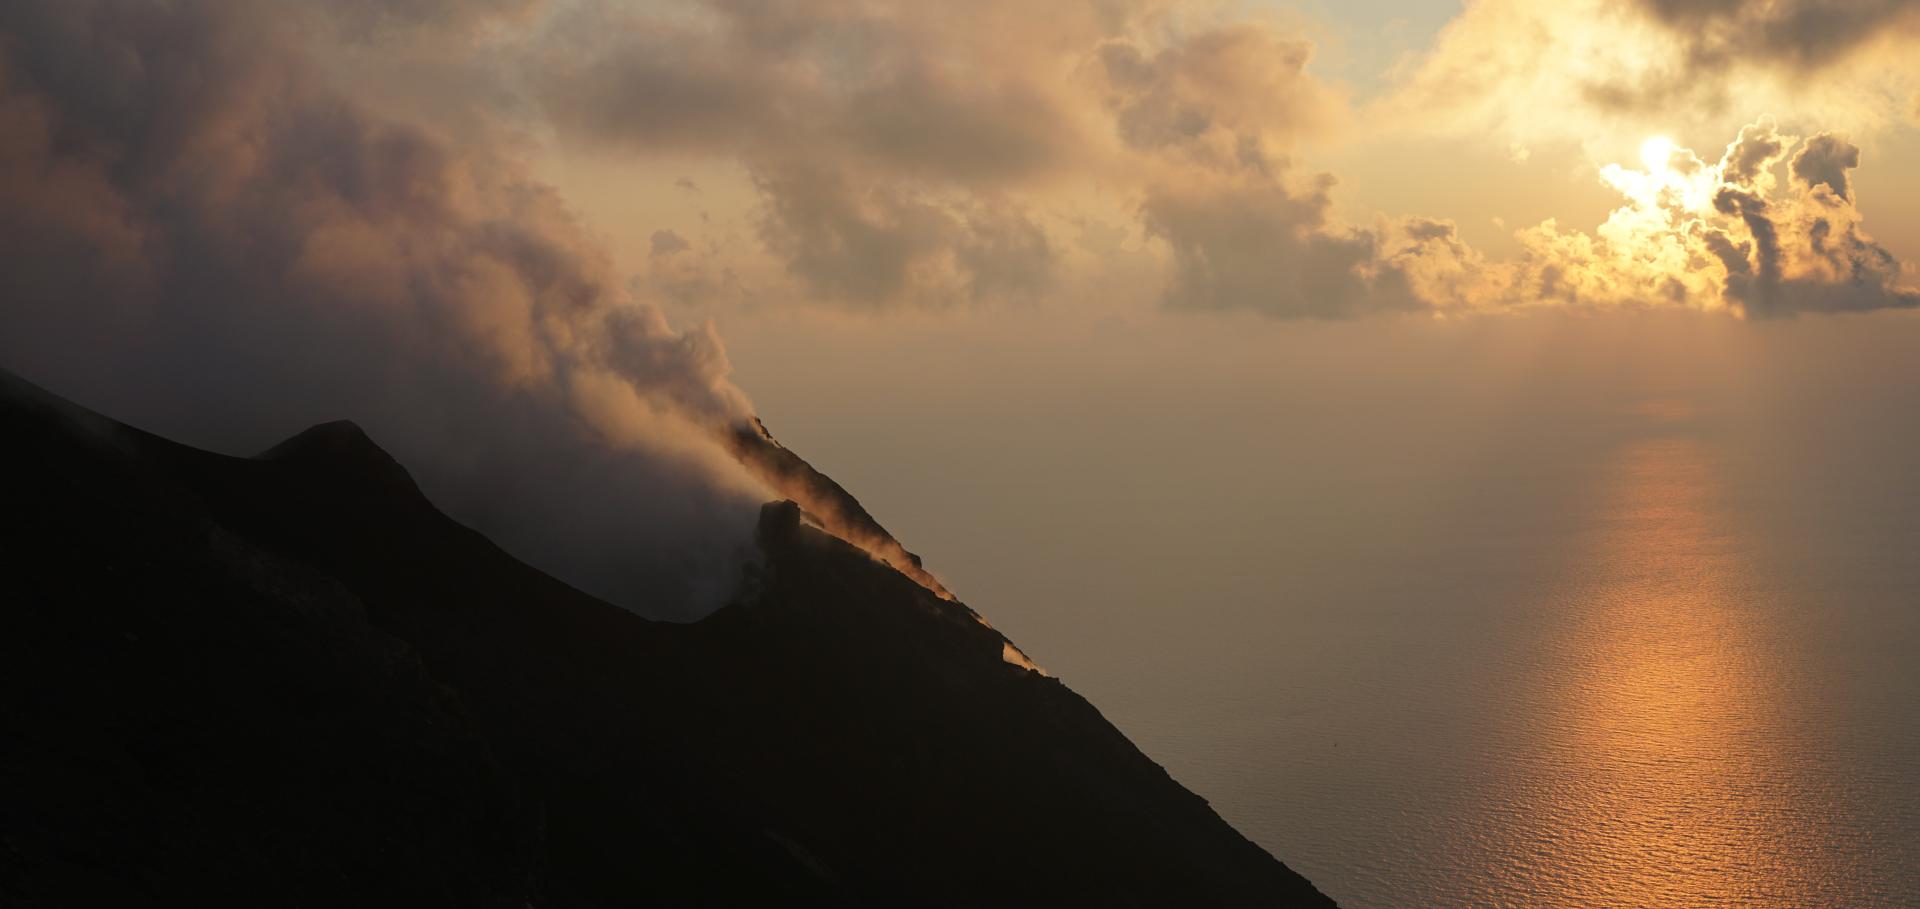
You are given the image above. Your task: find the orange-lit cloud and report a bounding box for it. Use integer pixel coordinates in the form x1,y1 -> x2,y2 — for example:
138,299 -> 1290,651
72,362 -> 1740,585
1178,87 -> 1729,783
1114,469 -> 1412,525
7,0 -> 1916,333
495,1 -> 1920,320
1402,120 -> 1920,317
1379,0 -> 1920,147
523,0 -> 1134,309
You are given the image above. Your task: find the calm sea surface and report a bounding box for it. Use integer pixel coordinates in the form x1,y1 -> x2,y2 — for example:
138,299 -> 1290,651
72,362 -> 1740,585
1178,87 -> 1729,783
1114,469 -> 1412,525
737,315 -> 1920,907
1055,389 -> 1920,907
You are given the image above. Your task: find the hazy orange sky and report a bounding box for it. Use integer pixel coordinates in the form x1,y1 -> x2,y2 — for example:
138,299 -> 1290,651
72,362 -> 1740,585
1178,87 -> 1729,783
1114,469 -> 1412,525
459,0 -> 1920,323
5,0 -> 1920,612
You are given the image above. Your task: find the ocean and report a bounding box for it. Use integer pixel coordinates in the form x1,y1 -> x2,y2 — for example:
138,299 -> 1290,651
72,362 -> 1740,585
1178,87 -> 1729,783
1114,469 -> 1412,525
735,310 -> 1920,907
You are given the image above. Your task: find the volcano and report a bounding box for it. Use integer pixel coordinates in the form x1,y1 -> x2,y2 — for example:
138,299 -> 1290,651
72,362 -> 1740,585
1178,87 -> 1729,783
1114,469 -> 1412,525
0,369 -> 1333,907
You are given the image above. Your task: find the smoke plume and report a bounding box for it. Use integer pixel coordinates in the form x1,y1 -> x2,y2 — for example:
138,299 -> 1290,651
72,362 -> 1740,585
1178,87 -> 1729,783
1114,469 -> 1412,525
0,0 -> 930,617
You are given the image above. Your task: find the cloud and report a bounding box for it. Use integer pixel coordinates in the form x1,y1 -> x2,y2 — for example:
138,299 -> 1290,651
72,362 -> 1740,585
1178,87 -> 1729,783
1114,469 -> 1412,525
1719,115 -> 1795,186
651,229 -> 692,257
509,0 -> 1908,325
319,0 -> 550,40
1095,24 -> 1343,160
1079,20 -> 1910,322
508,6 -> 1364,315
1137,108 -> 1917,320
1395,119 -> 1920,317
1140,167 -> 1418,319
1630,0 -> 1920,71
1790,132 -> 1861,202
1379,0 -> 1920,149
0,0 -> 770,617
749,160 -> 1053,309
351,3 -> 1366,319
1072,21 -> 1413,319
519,0 -> 1130,309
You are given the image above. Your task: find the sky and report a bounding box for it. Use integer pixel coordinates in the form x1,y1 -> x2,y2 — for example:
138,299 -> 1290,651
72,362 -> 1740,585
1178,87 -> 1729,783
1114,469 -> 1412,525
510,0 -> 1920,319
2,0 -> 1919,615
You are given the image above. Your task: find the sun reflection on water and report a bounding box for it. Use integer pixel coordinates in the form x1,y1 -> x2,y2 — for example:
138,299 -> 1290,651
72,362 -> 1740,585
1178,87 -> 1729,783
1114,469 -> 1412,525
1480,430 -> 1858,907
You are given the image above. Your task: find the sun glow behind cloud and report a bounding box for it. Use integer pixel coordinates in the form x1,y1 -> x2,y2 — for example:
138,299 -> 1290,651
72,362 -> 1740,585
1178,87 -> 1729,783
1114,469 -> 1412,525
1401,119 -> 1920,318
1639,136 -> 1676,174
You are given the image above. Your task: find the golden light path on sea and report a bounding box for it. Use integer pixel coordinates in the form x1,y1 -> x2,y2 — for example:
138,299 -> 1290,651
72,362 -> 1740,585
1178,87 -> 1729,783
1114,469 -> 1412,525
1473,410 -> 1860,907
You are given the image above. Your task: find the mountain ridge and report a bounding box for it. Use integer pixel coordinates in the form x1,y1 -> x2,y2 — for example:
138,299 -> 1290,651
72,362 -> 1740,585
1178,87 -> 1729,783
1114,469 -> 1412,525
0,368 -> 1335,907
725,417 -> 956,599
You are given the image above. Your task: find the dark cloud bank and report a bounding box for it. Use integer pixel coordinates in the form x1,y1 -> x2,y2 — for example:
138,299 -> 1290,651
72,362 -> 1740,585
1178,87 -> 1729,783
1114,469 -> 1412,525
1634,0 -> 1920,70
1585,0 -> 1920,114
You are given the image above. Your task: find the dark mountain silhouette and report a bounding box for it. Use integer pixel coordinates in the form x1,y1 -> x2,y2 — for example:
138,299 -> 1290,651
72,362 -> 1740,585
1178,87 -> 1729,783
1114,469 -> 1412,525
0,369 -> 1334,907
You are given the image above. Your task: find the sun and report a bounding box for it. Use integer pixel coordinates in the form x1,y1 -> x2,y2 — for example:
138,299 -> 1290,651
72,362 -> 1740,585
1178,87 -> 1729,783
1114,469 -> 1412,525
1639,135 -> 1676,173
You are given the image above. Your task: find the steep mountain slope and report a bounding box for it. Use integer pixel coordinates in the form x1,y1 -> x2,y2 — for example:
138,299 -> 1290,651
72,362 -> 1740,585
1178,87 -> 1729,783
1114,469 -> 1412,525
0,370 -> 1334,907
724,417 -> 954,599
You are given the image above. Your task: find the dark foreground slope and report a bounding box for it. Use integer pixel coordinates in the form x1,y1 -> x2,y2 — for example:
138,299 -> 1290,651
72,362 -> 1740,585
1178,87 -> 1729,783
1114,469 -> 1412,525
0,371 -> 1333,908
